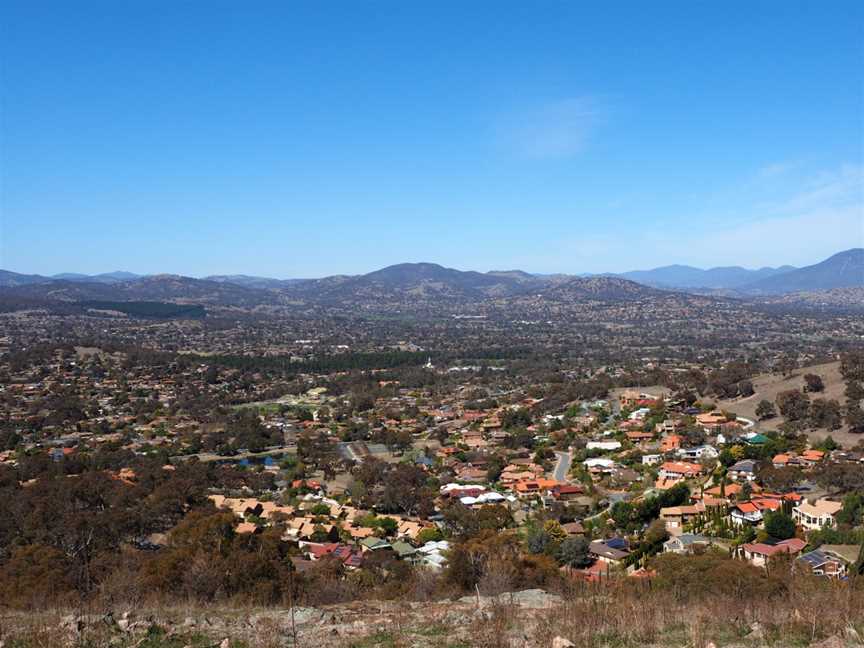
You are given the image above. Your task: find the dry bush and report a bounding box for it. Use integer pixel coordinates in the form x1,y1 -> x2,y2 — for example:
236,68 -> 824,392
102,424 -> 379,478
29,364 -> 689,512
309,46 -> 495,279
407,565 -> 448,601
478,560 -> 515,597
471,600 -> 522,648
531,574 -> 864,648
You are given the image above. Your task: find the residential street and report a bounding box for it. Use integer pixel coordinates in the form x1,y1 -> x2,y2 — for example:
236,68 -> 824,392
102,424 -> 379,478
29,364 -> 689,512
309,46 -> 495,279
553,450 -> 573,482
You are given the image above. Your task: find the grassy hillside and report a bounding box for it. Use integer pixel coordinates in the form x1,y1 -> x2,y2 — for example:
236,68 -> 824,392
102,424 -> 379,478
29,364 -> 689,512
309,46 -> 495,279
714,361 -> 857,446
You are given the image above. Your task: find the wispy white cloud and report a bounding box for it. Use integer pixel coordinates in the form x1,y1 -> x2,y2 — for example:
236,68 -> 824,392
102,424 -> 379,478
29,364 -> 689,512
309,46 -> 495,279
754,160 -> 800,180
494,97 -> 601,159
778,163 -> 863,214
538,163 -> 863,273
646,164 -> 864,268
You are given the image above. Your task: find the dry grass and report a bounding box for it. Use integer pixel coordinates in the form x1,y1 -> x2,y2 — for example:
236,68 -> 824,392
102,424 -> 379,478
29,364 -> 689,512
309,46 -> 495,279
527,578 -> 864,648
714,361 -> 859,447
2,577 -> 863,648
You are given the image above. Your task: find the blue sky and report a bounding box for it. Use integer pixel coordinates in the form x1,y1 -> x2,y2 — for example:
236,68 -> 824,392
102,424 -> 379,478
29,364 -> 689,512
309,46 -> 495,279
2,1 -> 862,277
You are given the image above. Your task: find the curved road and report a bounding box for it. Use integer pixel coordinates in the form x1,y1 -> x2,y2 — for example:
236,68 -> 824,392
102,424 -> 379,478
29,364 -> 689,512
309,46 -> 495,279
553,450 -> 573,482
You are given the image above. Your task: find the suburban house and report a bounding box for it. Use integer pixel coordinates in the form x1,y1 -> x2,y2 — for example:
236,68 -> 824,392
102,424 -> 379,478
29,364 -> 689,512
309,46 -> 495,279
742,432 -> 769,446
660,435 -> 682,453
792,499 -> 844,531
796,545 -> 860,578
551,484 -> 585,501
359,536 -> 392,553
663,533 -> 711,554
728,459 -> 758,482
700,481 -> 754,504
561,521 -> 585,536
800,449 -> 826,465
396,519 -> 431,541
659,461 -> 704,482
695,411 -> 731,433
513,478 -> 559,496
391,540 -> 420,563
657,418 -> 683,435
655,476 -> 684,490
619,391 -> 660,409
729,495 -> 790,526
618,419 -> 643,432
459,491 -> 511,507
740,538 -> 807,568
303,542 -> 364,569
625,430 -> 654,445
677,445 -> 719,461
589,538 -> 631,566
583,457 -> 616,478
773,450 -> 826,469
417,540 -> 450,570
730,501 -> 764,526
660,502 -> 706,531
773,454 -> 792,469
587,440 -> 622,451
235,521 -> 259,534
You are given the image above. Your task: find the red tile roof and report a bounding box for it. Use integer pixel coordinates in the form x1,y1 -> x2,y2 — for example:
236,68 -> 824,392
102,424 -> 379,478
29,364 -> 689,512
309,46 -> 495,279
743,538 -> 806,557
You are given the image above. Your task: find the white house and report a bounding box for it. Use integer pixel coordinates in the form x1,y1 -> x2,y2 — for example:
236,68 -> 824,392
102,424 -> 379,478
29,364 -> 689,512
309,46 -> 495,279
628,407 -> 651,420
584,457 -> 616,469
677,445 -> 719,461
792,499 -> 843,531
417,540 -> 450,570
587,440 -> 622,451
730,502 -> 763,526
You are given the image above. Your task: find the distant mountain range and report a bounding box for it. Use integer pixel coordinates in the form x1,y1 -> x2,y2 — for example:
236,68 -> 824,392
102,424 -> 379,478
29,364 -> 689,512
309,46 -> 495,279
1,249 -> 861,310
616,249 -> 863,294
733,249 -> 864,294
0,265 -> 668,310
0,275 -> 279,307
52,271 -> 141,283
0,270 -> 143,287
616,264 -> 797,290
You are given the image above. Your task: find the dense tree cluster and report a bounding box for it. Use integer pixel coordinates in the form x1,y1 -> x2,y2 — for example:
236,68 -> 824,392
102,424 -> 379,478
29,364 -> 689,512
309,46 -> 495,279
350,458 -> 438,517
609,484 -> 690,534
707,362 -> 757,399
774,389 -> 843,432
841,350 -> 864,433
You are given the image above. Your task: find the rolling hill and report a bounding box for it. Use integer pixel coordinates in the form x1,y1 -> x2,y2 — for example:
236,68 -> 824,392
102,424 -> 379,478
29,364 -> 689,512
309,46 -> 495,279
0,275 -> 280,307
0,270 -> 142,287
536,275 -> 665,301
0,270 -> 50,288
279,262 -> 539,303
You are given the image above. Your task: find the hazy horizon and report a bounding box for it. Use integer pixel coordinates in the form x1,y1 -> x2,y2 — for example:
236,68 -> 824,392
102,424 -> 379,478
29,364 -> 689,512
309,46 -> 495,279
2,3 -> 862,277
4,247 -> 860,281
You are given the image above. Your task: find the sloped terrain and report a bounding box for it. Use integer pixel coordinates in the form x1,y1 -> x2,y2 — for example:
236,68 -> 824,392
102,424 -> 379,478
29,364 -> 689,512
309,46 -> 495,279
0,275 -> 280,307
740,249 -> 864,295
3,588 -> 862,648
713,361 -> 857,445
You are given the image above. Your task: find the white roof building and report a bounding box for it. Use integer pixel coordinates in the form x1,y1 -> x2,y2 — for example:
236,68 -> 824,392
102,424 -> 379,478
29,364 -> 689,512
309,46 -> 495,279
587,441 -> 622,451
583,458 -> 616,469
